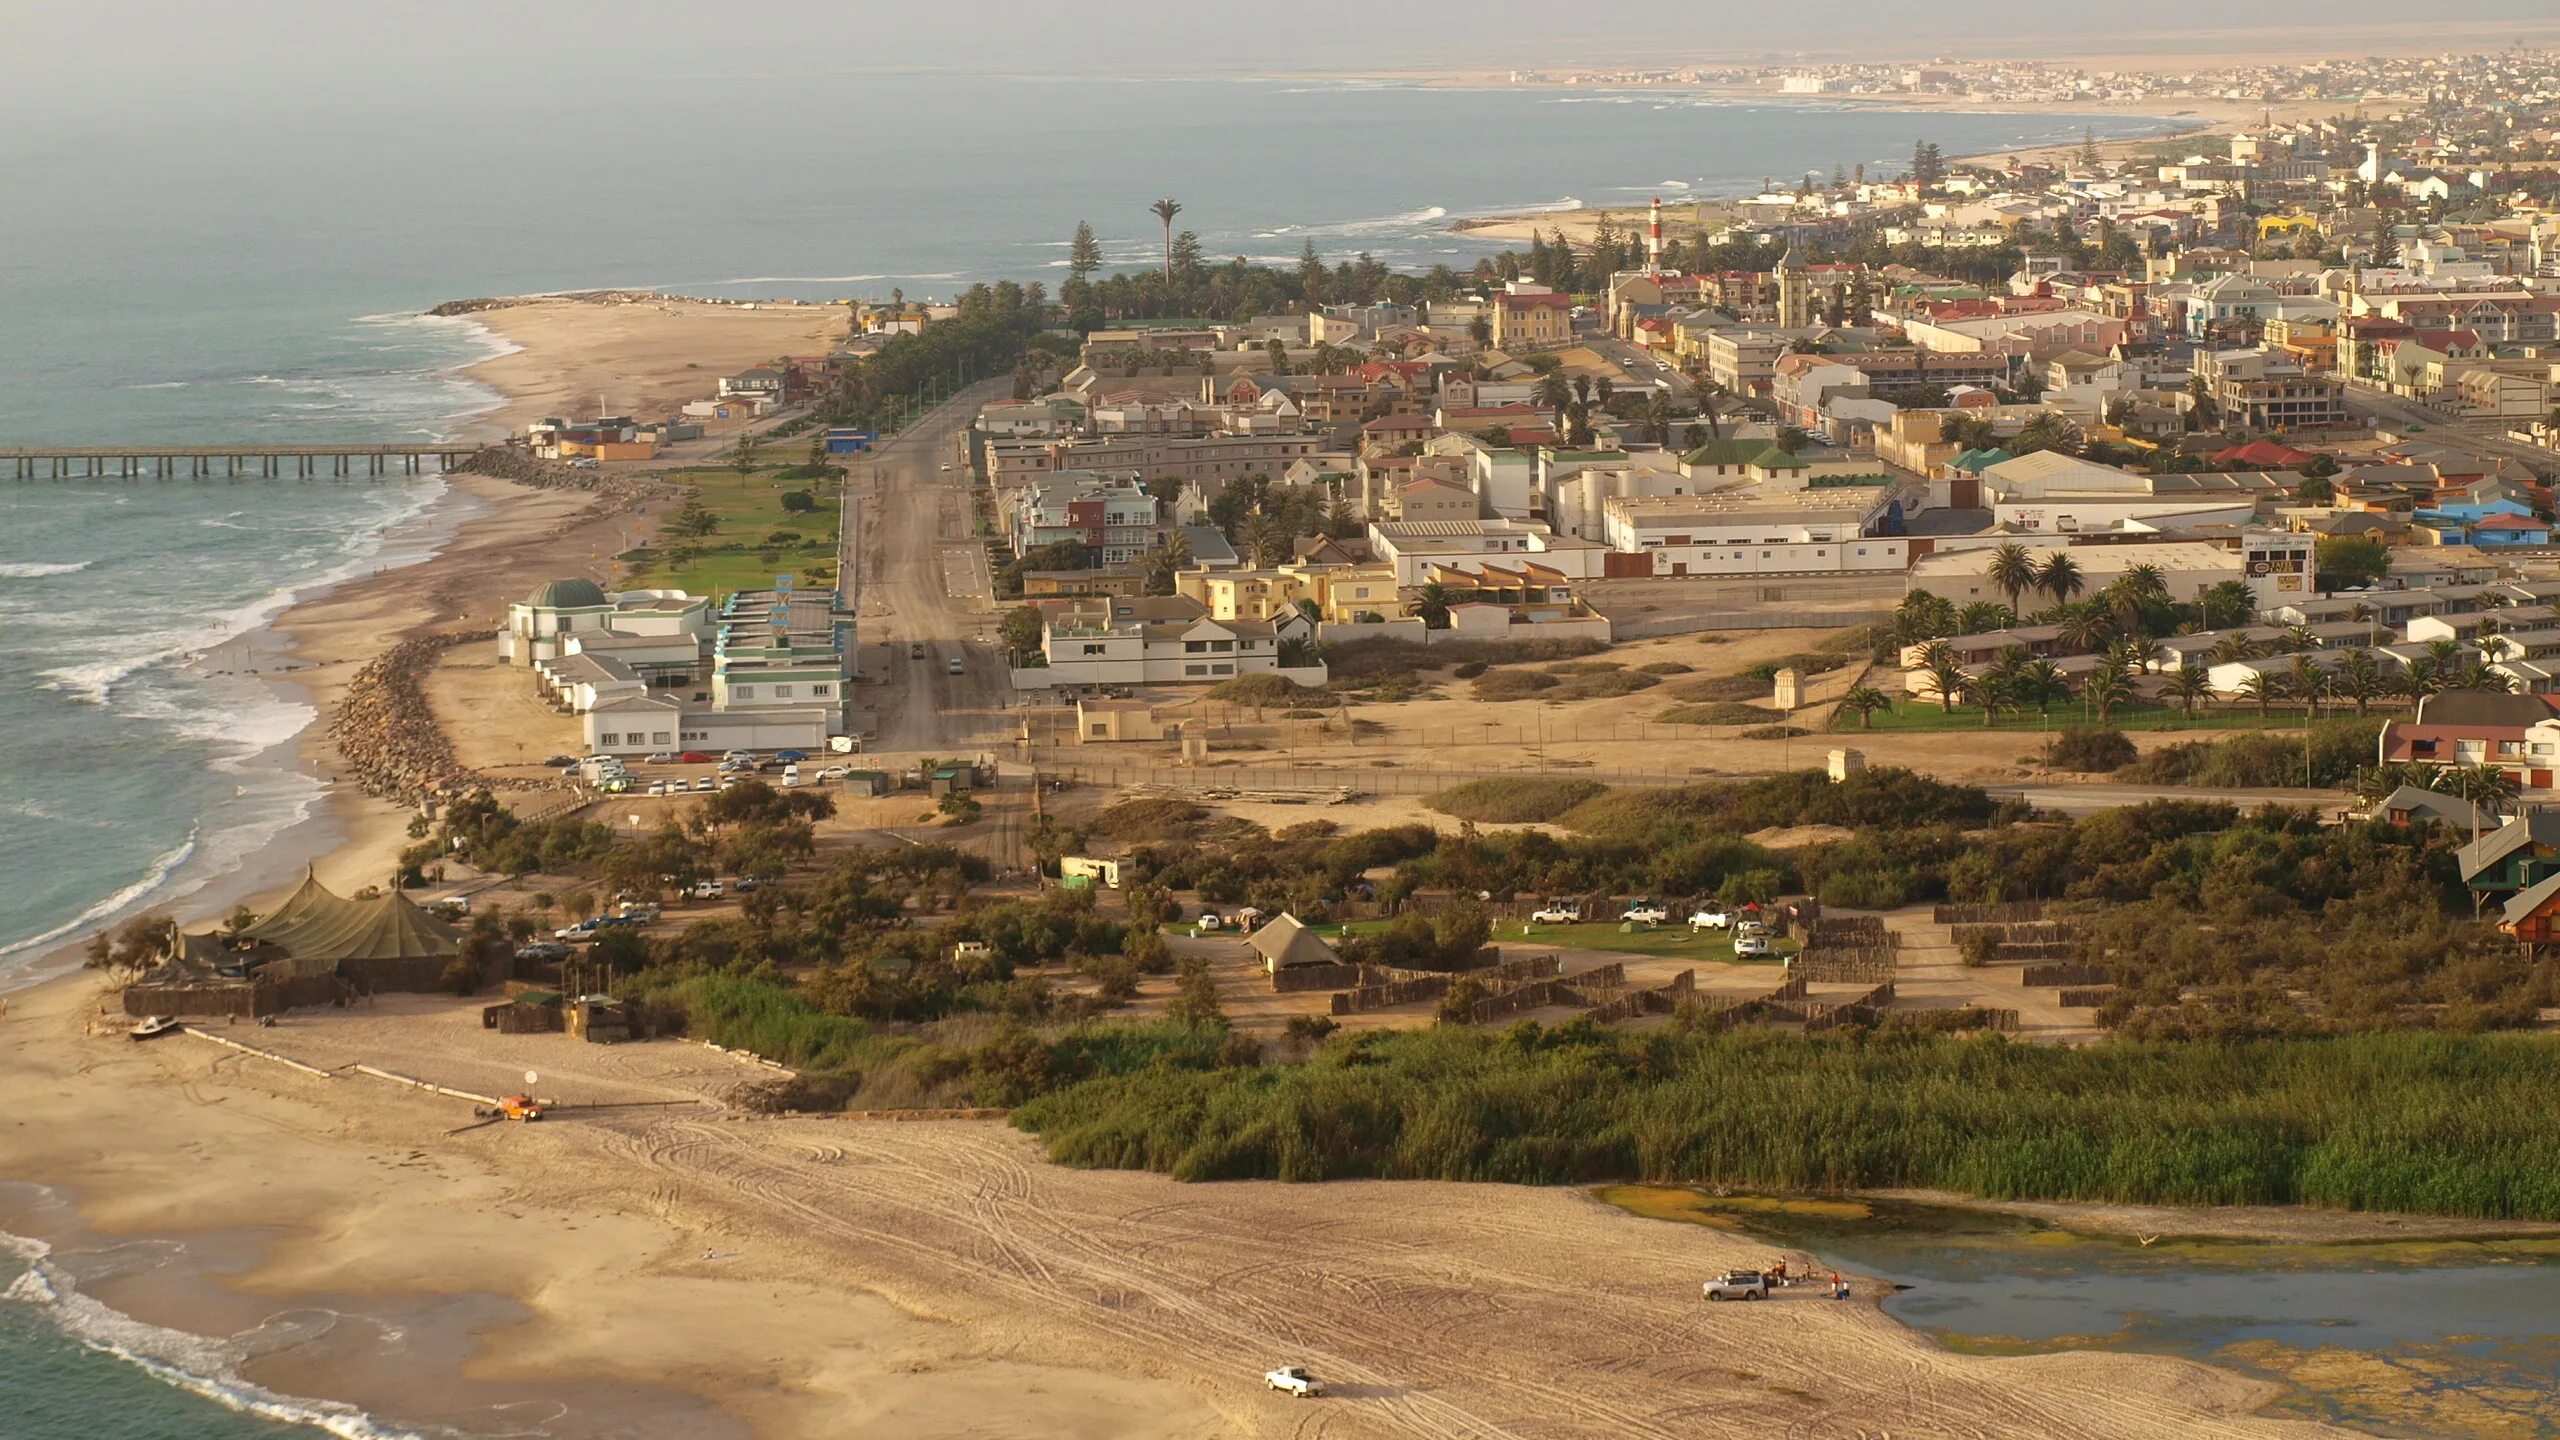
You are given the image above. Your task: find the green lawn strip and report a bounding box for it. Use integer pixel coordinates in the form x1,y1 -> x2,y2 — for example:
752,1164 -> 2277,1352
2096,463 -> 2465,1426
626,464 -> 837,597
1836,700 -> 2391,736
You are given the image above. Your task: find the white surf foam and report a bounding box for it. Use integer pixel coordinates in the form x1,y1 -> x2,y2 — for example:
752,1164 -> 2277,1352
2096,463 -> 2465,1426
0,561 -> 92,579
0,831 -> 196,964
1256,205 -> 1449,241
1,1230 -> 424,1439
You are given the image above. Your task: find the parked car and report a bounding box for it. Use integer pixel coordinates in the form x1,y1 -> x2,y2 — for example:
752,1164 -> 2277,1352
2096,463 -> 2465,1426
646,780 -> 670,797
909,642 -> 926,660
946,657 -> 965,676
781,765 -> 802,787
694,776 -> 716,792
1263,1366 -> 1323,1398
1195,911 -> 1226,933
553,918 -> 603,940
513,942 -> 571,963
1702,1271 -> 1769,1302
774,749 -> 808,763
678,750 -> 715,764
613,902 -> 660,923
687,880 -> 725,901
1733,934 -> 1772,958
598,777 -> 631,794
1689,904 -> 1733,931
643,752 -> 676,764
542,754 -> 579,769
1734,918 -> 1768,940
817,765 -> 850,782
733,876 -> 764,892
1621,899 -> 1671,925
1529,900 -> 1584,925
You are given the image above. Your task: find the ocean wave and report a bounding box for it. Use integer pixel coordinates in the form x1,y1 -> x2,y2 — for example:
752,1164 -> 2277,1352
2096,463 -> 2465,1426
121,380 -> 190,390
694,272 -> 963,286
1255,205 -> 1449,241
0,560 -> 93,578
0,831 -> 195,962
2,1231 -> 423,1439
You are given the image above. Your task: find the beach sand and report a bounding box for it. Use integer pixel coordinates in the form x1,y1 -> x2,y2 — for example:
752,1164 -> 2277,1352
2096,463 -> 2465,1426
0,976 -> 2351,1440
463,297 -> 849,437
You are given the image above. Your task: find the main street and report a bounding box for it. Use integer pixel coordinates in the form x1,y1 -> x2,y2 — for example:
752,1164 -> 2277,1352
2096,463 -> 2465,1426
838,379 -> 1016,755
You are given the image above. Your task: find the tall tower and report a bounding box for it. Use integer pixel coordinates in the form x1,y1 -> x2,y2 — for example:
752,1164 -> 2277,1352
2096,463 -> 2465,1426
1646,196 -> 1665,278
1775,238 -> 1812,329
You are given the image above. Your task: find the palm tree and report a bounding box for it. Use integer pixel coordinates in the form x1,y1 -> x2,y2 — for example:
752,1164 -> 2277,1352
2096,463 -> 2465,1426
2286,653 -> 2331,719
1140,530 -> 1193,595
1534,370 -> 1573,420
2194,579 -> 2256,630
2110,635 -> 2168,676
2019,658 -> 2071,722
1838,686 -> 1894,729
1961,669 -> 2009,728
2333,648 -> 2386,717
1917,640 -> 1968,716
2279,624 -> 2320,655
2456,764 -> 2522,823
2035,551 -> 2086,608
2055,601 -> 2115,653
2238,669 -> 2279,720
1415,581 -> 1455,629
1986,542 -> 2037,617
2163,665 -> 2213,719
1956,600 -> 2015,635
1149,198 -> 1183,283
2082,665 -> 2135,727
2456,660 -> 2517,694
2207,631 -> 2261,667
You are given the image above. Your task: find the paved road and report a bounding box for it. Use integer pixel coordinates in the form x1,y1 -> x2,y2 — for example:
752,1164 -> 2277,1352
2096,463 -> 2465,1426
840,380 -> 1015,755
2343,382 -> 2557,478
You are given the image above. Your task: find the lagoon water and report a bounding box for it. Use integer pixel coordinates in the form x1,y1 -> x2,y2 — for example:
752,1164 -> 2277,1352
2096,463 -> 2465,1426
0,74 -> 2182,1433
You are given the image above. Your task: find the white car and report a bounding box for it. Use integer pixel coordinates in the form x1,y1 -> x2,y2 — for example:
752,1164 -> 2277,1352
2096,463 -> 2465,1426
1735,918 -> 1768,940
688,880 -> 725,901
646,780 -> 670,797
694,776 -> 716,792
1529,900 -> 1583,925
1689,905 -> 1733,931
817,764 -> 850,782
1734,934 -> 1772,958
1264,1366 -> 1323,1398
1195,912 -> 1226,933
1621,899 -> 1670,925
1702,1270 -> 1769,1302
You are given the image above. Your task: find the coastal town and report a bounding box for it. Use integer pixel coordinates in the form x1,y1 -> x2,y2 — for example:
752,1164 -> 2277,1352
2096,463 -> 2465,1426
19,33 -> 2560,1440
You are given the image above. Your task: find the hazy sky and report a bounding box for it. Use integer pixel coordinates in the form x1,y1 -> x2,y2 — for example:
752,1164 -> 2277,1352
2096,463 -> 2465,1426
5,0 -> 2557,114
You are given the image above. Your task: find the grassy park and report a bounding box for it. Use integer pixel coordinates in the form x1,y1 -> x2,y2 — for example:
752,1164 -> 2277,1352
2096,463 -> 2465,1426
621,462 -> 841,597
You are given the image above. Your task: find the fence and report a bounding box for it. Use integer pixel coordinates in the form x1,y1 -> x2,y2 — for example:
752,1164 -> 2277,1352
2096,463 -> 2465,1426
1803,981 -> 1897,1032
1789,950 -> 1896,984
1992,940 -> 2078,962
1934,901 -> 2050,925
2021,963 -> 2112,988
1583,970 -> 1696,1025
1451,962 -> 1627,1026
1271,962 -> 1367,994
2058,986 -> 2116,1007
1606,608 -> 1895,640
1329,954 -> 1564,1016
1805,916 -> 1895,947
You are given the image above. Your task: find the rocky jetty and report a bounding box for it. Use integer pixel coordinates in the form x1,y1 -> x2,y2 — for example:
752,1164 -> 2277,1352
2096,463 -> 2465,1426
327,632 -> 490,805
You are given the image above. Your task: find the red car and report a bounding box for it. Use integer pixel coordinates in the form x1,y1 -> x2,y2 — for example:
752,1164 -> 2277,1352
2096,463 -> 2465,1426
678,750 -> 716,764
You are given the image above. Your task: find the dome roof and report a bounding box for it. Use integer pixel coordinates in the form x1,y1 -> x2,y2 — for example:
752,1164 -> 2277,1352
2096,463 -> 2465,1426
527,578 -> 608,609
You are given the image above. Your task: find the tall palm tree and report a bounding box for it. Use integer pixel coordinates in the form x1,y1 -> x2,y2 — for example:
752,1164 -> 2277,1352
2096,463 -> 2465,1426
2194,579 -> 2256,631
1414,581 -> 1455,629
2456,660 -> 2517,694
2279,623 -> 2320,655
1534,370 -> 1573,420
2238,669 -> 2280,720
2055,601 -> 2115,654
2035,552 -> 2086,608
2456,764 -> 2522,823
1986,542 -> 2037,617
1149,198 -> 1183,282
2207,631 -> 2261,667
1961,669 -> 2009,728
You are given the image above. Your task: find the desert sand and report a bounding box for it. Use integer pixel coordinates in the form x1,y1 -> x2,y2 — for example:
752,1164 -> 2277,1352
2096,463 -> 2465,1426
0,975 -> 2353,1440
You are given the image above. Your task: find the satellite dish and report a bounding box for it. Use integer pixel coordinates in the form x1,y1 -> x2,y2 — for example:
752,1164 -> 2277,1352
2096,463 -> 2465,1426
525,1070 -> 540,1086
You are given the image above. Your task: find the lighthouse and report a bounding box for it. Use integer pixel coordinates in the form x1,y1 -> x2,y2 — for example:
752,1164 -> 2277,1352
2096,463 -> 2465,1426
1646,196 -> 1665,278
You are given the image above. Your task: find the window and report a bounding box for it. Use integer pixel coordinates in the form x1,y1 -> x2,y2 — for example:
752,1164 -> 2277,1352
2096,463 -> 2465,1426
599,733 -> 618,746
1210,639 -> 1234,652
810,684 -> 831,697
1186,663 -> 1209,676
1213,663 -> 1233,675
1185,640 -> 1208,653
772,685 -> 794,699
732,685 -> 755,699
652,732 -> 671,745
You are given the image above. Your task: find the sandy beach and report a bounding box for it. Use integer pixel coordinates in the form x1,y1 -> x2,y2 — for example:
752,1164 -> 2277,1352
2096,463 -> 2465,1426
0,975 -> 2357,1440
461,295 -> 849,437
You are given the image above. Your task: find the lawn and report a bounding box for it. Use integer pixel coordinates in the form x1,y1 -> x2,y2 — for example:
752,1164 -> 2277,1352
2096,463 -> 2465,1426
1841,698 -> 2406,736
621,464 -> 841,598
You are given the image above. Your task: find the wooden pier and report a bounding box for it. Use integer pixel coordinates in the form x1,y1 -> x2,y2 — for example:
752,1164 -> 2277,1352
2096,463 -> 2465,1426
4,443 -> 482,480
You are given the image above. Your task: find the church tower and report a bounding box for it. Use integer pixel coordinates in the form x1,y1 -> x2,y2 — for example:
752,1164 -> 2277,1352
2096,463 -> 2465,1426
1774,239 -> 1812,329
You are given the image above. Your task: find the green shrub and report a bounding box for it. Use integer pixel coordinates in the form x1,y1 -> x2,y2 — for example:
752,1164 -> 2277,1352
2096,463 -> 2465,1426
1636,661 -> 1694,675
2049,728 -> 2138,773
1208,673 -> 1318,706
1473,670 -> 1561,701
1089,799 -> 1206,843
1555,670 -> 1660,701
2118,719 -> 2381,788
1452,660 -> 1489,679
1426,777 -> 1611,824
1739,725 -> 1812,740
1670,675 -> 1770,702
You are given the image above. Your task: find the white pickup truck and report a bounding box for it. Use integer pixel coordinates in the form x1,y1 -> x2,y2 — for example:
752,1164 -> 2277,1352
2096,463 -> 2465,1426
1621,899 -> 1671,925
1529,900 -> 1583,924
1264,1365 -> 1324,1398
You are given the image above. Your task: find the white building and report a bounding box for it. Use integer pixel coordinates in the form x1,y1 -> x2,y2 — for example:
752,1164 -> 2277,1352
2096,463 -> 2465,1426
1597,487 -> 1908,578
1975,451 -> 2278,533
1366,519 -> 1608,586
1019,596 -> 1324,691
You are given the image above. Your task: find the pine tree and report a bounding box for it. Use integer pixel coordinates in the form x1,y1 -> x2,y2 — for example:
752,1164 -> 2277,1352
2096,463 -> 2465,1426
1067,221 -> 1102,283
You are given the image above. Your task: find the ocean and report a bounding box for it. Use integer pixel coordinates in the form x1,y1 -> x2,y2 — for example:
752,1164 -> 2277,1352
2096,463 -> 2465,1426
0,73 -> 2182,1435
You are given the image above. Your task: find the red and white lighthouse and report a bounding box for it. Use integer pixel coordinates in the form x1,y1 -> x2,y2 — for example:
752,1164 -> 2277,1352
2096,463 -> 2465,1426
1646,196 -> 1665,277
